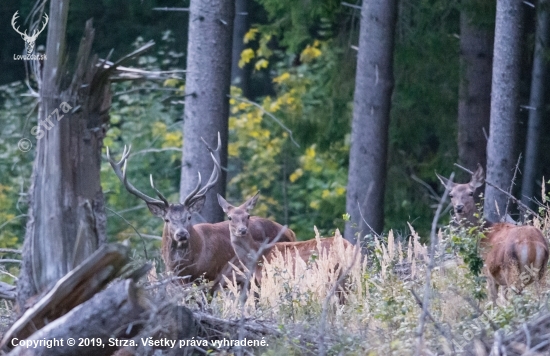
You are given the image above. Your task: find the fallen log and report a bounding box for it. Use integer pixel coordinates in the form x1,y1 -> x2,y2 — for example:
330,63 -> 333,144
467,311 -> 550,355
0,282 -> 16,301
1,244 -> 129,349
6,279 -> 146,356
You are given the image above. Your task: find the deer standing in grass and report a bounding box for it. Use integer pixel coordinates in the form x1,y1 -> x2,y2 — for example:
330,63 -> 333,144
107,134 -> 295,283
217,192 -> 354,289
437,165 -> 549,301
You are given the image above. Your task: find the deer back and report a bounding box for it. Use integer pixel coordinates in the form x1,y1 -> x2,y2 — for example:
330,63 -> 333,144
483,223 -> 549,286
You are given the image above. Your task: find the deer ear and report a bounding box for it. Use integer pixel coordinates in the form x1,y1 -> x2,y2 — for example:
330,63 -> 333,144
187,196 -> 206,213
470,164 -> 485,189
217,194 -> 232,214
147,202 -> 166,218
436,173 -> 455,190
244,191 -> 260,212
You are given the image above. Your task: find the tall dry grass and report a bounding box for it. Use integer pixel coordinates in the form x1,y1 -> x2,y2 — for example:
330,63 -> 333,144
180,218 -> 550,355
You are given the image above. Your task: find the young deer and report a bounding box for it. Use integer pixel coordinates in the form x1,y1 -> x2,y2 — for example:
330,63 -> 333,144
107,134 -> 295,283
217,192 -> 353,287
437,165 -> 549,301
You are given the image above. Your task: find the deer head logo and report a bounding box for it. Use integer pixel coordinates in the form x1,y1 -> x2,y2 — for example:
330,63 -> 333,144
11,11 -> 48,55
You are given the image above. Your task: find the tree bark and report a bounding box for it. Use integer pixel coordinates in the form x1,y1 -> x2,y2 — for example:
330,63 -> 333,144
231,0 -> 251,98
521,0 -> 549,207
345,0 -> 397,241
484,0 -> 524,222
457,8 -> 493,176
180,0 -> 234,223
17,3 -> 110,309
6,280 -> 146,356
3,244 -> 129,347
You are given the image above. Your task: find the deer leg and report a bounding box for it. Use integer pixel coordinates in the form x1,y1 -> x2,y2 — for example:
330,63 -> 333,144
487,277 -> 498,304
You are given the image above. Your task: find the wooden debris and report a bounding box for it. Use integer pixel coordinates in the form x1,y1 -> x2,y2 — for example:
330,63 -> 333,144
1,244 -> 129,349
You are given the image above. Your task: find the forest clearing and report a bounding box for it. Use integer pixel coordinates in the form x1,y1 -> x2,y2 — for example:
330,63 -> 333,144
1,0 -> 550,355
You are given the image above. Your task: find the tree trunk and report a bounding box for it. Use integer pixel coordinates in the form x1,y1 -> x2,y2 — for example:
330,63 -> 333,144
457,8 -> 494,176
180,0 -> 234,223
231,0 -> 251,98
17,8 -> 110,308
521,0 -> 549,207
484,0 -> 524,222
344,0 -> 397,242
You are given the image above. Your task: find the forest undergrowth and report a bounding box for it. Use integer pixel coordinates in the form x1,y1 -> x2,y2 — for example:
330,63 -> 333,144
156,211 -> 550,355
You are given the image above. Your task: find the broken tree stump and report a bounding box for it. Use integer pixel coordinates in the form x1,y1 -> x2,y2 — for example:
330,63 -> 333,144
6,279 -> 146,356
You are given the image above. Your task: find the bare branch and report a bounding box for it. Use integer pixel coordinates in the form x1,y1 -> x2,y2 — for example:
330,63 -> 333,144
415,172 -> 454,356
106,207 -> 148,260
152,7 -> 190,12
341,2 -> 362,10
505,153 -> 522,217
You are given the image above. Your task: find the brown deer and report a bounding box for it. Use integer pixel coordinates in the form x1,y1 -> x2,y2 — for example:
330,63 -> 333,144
217,192 -> 354,289
107,135 -> 295,283
436,165 -> 549,301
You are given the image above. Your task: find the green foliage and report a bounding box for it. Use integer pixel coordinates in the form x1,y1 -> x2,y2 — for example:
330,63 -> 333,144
101,33 -> 184,262
227,39 -> 350,239
446,225 -> 487,300
254,0 -> 344,52
0,82 -> 34,249
385,0 -> 461,236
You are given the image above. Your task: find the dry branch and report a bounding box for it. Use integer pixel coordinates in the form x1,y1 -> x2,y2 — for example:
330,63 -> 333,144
1,244 -> 129,349
6,280 -> 146,356
466,310 -> 550,355
0,282 -> 16,301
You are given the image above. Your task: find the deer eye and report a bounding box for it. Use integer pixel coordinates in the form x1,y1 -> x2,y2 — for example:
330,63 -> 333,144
469,192 -> 474,196
164,219 -> 169,223
228,216 -> 232,221
448,194 -> 453,198
187,216 -> 191,220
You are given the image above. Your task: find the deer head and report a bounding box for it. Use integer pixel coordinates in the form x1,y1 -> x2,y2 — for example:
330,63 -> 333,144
436,164 -> 484,224
107,133 -> 221,248
217,192 -> 260,238
12,11 -> 48,55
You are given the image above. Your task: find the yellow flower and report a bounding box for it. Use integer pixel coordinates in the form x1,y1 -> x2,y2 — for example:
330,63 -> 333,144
289,168 -> 303,183
163,78 -> 180,87
300,44 -> 322,63
254,59 -> 269,71
244,28 -> 258,44
163,131 -> 182,148
273,72 -> 291,84
239,48 -> 255,68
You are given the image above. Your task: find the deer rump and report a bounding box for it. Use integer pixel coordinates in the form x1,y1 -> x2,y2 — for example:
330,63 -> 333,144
162,217 -> 296,282
483,223 -> 549,288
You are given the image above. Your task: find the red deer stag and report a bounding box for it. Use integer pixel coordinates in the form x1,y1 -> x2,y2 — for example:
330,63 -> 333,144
437,165 -> 549,301
107,135 -> 295,283
217,192 -> 354,289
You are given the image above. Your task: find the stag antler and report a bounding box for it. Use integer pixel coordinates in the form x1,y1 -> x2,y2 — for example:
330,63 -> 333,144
182,132 -> 222,207
11,11 -> 27,37
106,145 -> 169,207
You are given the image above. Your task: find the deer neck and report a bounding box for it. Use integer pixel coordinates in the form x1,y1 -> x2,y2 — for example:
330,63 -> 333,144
230,230 -> 265,269
162,224 -> 203,268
